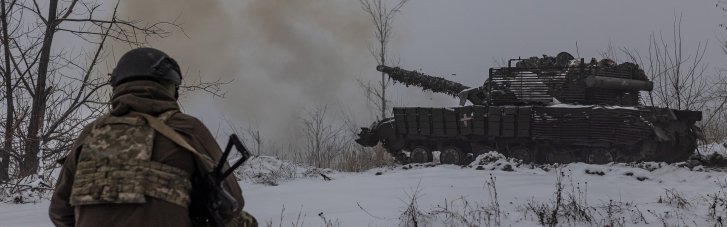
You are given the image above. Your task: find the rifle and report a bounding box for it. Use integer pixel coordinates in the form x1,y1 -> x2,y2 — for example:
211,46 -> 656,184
190,134 -> 252,227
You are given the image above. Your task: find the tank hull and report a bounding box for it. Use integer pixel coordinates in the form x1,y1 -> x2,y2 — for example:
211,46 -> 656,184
356,105 -> 701,164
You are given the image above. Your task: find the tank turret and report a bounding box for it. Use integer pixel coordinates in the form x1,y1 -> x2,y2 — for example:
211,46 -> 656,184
378,52 -> 653,107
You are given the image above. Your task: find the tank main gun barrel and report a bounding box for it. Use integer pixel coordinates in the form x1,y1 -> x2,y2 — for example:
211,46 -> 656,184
376,65 -> 470,97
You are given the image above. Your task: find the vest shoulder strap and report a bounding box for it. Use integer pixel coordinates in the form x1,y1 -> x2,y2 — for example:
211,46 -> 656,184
134,111 -> 215,169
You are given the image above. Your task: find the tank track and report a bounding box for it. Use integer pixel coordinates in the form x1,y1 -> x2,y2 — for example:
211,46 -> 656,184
367,105 -> 700,165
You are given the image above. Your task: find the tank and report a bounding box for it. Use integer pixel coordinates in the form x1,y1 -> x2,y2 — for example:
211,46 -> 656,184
355,52 -> 703,165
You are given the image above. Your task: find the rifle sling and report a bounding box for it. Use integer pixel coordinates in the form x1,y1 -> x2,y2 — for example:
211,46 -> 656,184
134,111 -> 215,169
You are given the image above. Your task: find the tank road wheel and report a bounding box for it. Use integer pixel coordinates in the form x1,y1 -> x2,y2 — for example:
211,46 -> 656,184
636,140 -> 658,162
545,148 -> 572,164
410,146 -> 432,163
440,146 -> 463,165
391,150 -> 410,164
587,150 -> 614,164
509,145 -> 533,163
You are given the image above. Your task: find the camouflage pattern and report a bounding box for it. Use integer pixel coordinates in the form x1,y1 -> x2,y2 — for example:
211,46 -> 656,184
69,111 -> 192,207
377,65 -> 506,106
376,65 -> 469,97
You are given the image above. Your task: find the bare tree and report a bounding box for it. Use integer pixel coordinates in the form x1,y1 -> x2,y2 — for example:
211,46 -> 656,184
359,0 -> 408,120
0,0 -> 16,182
0,0 -> 224,183
710,1 -> 727,143
619,13 -> 712,111
228,121 -> 263,157
0,0 -> 153,180
618,12 -> 727,144
245,127 -> 262,156
299,105 -> 348,169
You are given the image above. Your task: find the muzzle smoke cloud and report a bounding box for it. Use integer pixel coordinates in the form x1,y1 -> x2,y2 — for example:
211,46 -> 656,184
118,0 -> 374,141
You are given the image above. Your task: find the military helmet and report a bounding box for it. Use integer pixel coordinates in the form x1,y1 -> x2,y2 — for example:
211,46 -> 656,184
110,47 -> 182,87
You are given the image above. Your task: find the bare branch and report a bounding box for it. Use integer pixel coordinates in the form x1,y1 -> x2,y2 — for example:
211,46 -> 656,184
58,0 -> 78,20
178,74 -> 231,99
359,0 -> 407,119
0,0 -> 185,180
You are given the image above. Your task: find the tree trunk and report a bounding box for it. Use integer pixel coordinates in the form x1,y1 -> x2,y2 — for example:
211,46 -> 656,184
0,0 -> 13,182
20,0 -> 58,177
379,41 -> 386,120
380,71 -> 386,119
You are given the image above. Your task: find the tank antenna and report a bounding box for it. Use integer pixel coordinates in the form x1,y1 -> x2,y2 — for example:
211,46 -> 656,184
575,41 -> 581,58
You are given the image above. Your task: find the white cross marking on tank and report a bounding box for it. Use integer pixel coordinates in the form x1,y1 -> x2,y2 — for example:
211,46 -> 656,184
461,113 -> 473,127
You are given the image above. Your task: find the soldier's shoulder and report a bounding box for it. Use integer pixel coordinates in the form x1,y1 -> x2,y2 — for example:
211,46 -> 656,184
78,115 -> 107,137
167,111 -> 209,131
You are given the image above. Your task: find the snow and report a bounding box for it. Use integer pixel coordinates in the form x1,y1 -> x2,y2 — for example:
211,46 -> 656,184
240,158 -> 725,227
0,201 -> 50,227
699,142 -> 727,157
2,154 -> 727,227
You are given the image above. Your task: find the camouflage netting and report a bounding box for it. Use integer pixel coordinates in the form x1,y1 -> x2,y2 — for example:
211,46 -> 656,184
377,65 -> 470,97
611,62 -> 647,80
514,52 -> 574,68
516,52 -> 648,81
377,52 -> 648,102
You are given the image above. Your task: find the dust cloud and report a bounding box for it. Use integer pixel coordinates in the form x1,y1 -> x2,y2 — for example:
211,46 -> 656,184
117,0 -> 375,141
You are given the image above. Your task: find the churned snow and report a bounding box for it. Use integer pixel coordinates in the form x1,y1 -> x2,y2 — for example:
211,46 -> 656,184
2,152 -> 727,227
240,155 -> 726,227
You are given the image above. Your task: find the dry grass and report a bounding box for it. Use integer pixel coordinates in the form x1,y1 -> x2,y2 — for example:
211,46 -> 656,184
333,145 -> 395,172
399,183 -> 431,227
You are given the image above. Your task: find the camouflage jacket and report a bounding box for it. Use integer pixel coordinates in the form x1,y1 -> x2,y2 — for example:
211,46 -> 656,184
49,81 -> 252,227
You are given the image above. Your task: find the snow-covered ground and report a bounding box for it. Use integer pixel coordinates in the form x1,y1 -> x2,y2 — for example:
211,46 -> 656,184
2,153 -> 727,227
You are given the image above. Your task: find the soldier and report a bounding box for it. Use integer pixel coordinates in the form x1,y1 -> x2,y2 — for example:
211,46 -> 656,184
49,48 -> 257,227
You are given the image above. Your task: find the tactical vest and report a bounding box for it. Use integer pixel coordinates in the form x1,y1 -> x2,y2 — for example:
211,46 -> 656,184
70,110 -> 192,208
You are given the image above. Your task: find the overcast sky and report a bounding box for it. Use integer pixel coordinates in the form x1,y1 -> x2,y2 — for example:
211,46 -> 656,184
117,0 -> 727,142
388,0 -> 726,106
